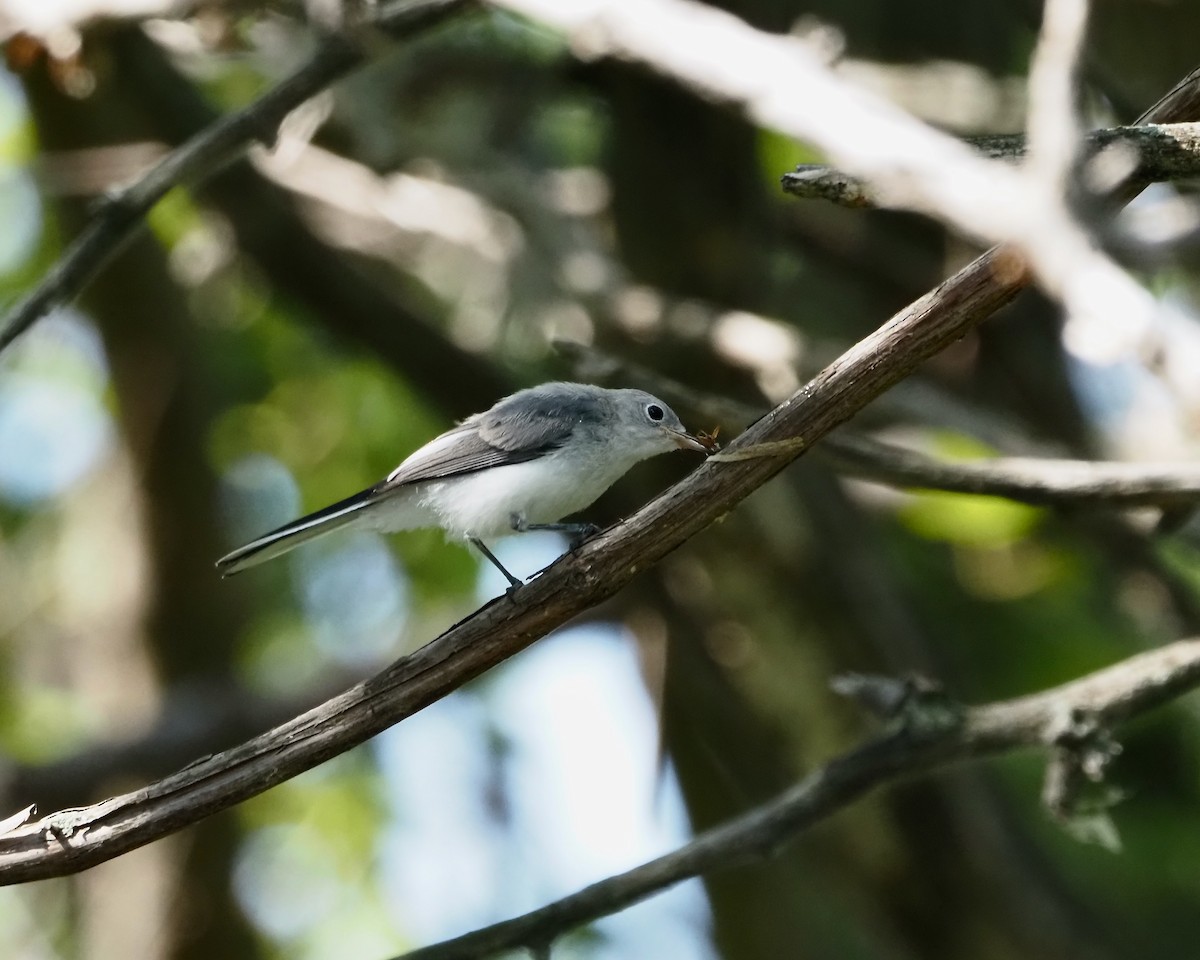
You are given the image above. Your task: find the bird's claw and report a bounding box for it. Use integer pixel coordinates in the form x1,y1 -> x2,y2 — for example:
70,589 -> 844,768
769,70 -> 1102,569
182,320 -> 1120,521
568,523 -> 602,550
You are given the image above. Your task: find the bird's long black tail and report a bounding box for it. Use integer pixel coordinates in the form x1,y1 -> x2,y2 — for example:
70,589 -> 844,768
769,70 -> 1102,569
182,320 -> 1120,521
216,488 -> 375,576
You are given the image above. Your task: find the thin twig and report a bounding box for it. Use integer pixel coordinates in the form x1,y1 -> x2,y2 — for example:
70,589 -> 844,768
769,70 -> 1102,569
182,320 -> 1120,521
783,123 -> 1200,207
824,434 -> 1200,508
555,341 -> 1200,510
0,0 -> 475,354
391,640 -> 1200,960
1024,0 -> 1089,192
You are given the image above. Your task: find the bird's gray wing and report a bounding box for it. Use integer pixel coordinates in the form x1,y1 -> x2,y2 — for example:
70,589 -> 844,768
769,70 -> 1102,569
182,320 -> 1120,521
381,404 -> 578,488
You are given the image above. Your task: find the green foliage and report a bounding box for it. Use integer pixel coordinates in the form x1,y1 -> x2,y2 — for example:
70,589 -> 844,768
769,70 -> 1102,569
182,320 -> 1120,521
758,127 -> 824,190
529,95 -> 610,167
899,490 -> 1043,548
0,685 -> 94,762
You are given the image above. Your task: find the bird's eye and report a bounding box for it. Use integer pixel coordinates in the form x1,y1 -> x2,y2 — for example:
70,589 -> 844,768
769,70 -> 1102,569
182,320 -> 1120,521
645,403 -> 665,422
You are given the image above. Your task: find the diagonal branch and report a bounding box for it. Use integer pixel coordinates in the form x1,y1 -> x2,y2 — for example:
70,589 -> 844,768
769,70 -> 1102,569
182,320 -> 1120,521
0,54 -> 1194,884
0,240 -> 1030,884
1024,0 -> 1090,195
0,0 -> 475,354
391,639 -> 1200,960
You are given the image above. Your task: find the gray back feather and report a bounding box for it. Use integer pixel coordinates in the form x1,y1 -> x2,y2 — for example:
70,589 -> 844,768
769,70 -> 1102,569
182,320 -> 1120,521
382,382 -> 609,489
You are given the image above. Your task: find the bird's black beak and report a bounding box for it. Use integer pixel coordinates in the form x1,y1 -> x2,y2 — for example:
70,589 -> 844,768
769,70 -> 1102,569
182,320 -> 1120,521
669,429 -> 714,454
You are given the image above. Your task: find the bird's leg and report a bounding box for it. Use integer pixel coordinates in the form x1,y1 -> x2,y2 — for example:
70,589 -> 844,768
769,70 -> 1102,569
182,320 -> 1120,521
469,538 -> 524,592
510,514 -> 601,550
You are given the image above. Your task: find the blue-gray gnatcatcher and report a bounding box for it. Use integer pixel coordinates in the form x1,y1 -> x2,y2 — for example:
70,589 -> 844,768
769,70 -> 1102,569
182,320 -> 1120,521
216,381 -> 710,588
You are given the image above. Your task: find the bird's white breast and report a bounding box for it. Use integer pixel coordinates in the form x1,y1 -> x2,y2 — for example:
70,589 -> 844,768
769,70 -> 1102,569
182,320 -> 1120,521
412,442 -> 640,540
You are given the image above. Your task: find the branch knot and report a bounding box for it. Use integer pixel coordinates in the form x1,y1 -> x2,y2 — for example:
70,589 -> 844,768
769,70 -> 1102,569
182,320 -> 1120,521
830,672 -> 964,736
1041,705 -> 1125,851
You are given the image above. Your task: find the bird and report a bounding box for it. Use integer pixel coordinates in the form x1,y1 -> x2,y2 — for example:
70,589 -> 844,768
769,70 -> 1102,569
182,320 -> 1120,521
216,381 -> 711,588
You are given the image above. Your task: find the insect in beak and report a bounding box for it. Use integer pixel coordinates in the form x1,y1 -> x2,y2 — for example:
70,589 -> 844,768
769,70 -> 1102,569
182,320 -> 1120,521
693,426 -> 721,455
672,426 -> 720,454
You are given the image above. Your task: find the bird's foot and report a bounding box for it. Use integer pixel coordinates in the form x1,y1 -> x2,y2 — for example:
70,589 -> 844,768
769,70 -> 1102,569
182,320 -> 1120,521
564,522 -> 601,550
511,514 -> 601,550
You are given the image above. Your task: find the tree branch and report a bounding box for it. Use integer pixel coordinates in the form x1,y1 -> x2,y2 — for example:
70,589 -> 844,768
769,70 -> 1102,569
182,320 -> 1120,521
0,677 -> 357,812
0,0 -> 475,354
0,239 -> 1031,884
390,640 -> 1200,960
556,341 -> 1200,510
783,122 -> 1200,207
823,434 -> 1200,508
489,0 -> 1170,358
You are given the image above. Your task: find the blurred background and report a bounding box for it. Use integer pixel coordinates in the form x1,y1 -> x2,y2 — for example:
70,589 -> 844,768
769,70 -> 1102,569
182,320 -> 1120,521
1,0 -> 1200,958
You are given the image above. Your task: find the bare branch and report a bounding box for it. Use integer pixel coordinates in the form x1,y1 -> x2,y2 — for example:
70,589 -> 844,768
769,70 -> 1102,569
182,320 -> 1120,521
1024,0 -> 1089,192
0,0 -> 475,354
2,233 -> 1185,883
783,122 -> 1200,207
390,640 -> 1200,960
1,677 -> 358,811
0,240 -> 1031,884
824,434 -> 1200,508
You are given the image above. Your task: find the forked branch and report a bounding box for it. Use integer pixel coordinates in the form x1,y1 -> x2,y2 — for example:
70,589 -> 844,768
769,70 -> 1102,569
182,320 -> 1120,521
393,640 -> 1200,960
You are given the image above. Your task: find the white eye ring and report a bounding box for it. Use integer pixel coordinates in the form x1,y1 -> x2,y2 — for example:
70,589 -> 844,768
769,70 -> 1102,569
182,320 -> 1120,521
645,403 -> 665,422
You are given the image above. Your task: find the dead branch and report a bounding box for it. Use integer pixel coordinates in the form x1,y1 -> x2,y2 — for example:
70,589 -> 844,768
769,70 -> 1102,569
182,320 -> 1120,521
784,122 -> 1200,207
391,640 -> 1200,960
